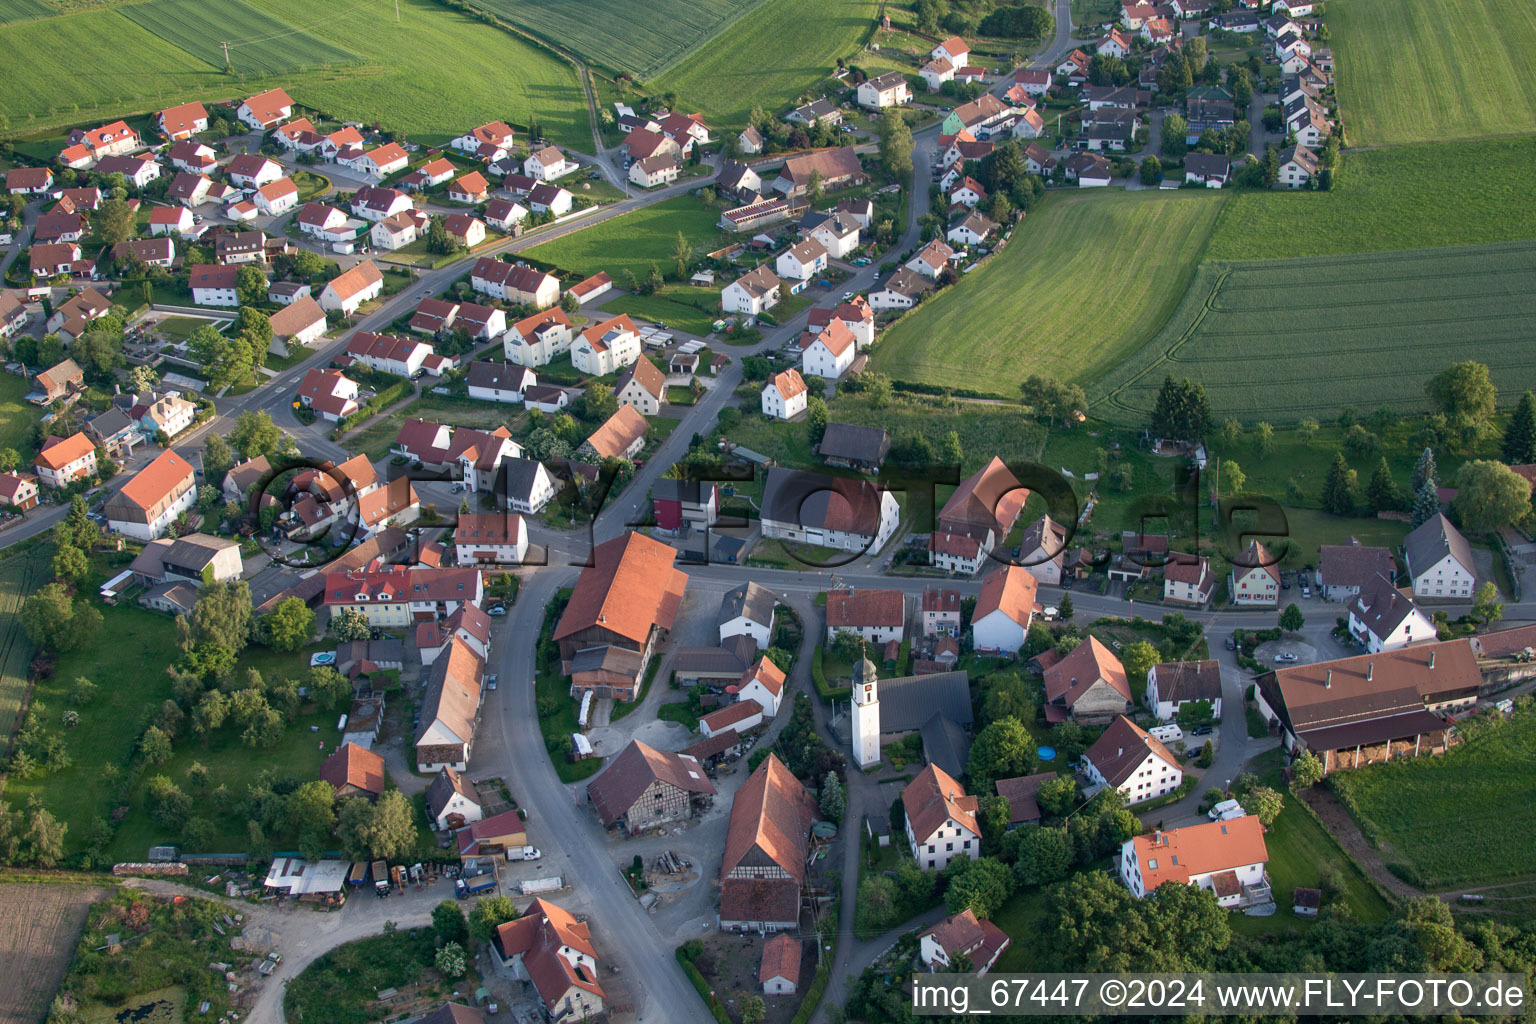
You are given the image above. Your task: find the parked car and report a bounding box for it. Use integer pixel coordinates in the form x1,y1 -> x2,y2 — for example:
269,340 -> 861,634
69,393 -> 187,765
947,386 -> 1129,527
1273,652 -> 1298,663
488,604 -> 507,616
1224,636 -> 1236,650
1301,585 -> 1311,598
1192,725 -> 1214,736
487,674 -> 498,691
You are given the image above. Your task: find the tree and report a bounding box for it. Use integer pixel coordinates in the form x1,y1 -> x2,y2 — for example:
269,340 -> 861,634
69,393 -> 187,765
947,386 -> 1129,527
1279,602 -> 1304,632
92,198 -> 135,245
1117,641 -> 1159,696
286,780 -> 337,860
1411,447 -> 1438,494
878,106 -> 915,180
25,806 -> 66,867
179,580 -> 253,676
336,789 -> 418,861
1290,750 -> 1324,790
941,430 -> 963,468
1425,361 -> 1497,443
819,770 -> 845,822
1224,460 -> 1246,496
1058,593 -> 1074,621
1321,450 -> 1354,515
738,994 -> 766,1024
806,396 -> 828,447
329,607 -> 372,642
1411,479 -> 1440,528
0,448 -> 17,473
259,597 -> 314,652
1365,456 -> 1402,513
1019,375 -> 1088,425
434,942 -> 467,978
60,495 -> 95,551
1253,421 -> 1275,457
74,329 -> 123,378
1297,416 -> 1320,441
671,230 -> 692,281
1239,784 -> 1284,826
1139,155 -> 1163,186
140,724 -> 173,766
230,411 -> 283,460
146,775 -> 192,829
1008,825 -> 1073,887
69,677 -> 96,707
468,895 -> 520,943
944,856 -> 1014,918
978,2 -> 1052,36
433,901 -> 468,945
22,585 -> 96,653
1472,580 -> 1503,628
1149,375 -> 1210,442
1503,392 -> 1536,465
202,434 -> 236,491
967,719 -> 1035,790
51,544 -> 89,587
1035,775 -> 1076,819
127,364 -> 160,395
235,264 -> 267,307
1162,114 -> 1188,158
1453,460 -> 1532,532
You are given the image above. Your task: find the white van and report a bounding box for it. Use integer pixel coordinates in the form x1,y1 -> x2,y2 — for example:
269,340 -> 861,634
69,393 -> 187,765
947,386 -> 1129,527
1209,799 -> 1241,821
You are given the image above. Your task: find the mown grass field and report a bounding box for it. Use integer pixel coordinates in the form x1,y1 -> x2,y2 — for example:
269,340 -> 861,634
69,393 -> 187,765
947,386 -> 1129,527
650,0 -> 879,127
1206,138 -> 1536,261
872,190 -> 1225,396
1094,240 -> 1536,424
468,0 -> 766,79
600,284 -> 721,336
1329,0 -> 1536,146
0,0 -> 591,149
1330,711 -> 1536,889
0,0 -> 50,23
0,546 -> 49,746
122,0 -> 357,75
526,194 -> 728,286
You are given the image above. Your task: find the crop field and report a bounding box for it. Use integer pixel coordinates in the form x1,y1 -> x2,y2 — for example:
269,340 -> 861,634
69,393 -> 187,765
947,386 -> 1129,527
1329,0 -> 1536,146
1094,241 -> 1536,425
1207,137 -> 1536,261
872,190 -> 1225,396
650,0 -> 879,127
0,547 -> 48,749
121,0 -> 358,75
0,0 -> 50,24
468,0 -> 765,79
0,0 -> 591,150
1330,712 -> 1536,889
0,882 -> 109,1024
526,195 -> 727,286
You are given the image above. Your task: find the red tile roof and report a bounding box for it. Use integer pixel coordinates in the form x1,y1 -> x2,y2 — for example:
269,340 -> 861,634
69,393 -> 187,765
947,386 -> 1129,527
117,449 -> 194,512
556,532 -> 687,645
826,588 -> 903,629
902,763 -> 978,841
974,565 -> 1038,627
319,742 -> 386,796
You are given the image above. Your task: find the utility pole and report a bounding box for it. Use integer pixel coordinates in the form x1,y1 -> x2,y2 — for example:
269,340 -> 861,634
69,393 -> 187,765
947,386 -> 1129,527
394,0 -> 400,22
221,40 -> 232,73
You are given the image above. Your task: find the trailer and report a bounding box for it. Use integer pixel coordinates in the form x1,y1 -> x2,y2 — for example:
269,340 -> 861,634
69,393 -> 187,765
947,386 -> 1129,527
372,860 -> 389,897
518,875 -> 565,896
347,861 -> 370,887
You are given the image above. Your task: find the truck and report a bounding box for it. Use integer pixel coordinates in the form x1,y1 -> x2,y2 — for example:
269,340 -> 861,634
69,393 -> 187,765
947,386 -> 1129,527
372,860 -> 389,897
347,861 -> 370,887
518,876 -> 564,896
505,845 -> 542,862
455,869 -> 498,899
390,865 -> 407,892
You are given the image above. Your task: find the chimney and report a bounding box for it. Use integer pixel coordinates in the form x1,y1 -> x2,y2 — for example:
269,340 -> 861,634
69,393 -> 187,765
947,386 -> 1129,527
1367,662 -> 1373,681
1324,669 -> 1331,688
1429,650 -> 1435,669
1117,746 -> 1123,756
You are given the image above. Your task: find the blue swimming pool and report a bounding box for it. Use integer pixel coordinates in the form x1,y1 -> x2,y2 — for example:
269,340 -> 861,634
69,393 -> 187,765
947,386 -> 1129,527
1038,745 -> 1057,761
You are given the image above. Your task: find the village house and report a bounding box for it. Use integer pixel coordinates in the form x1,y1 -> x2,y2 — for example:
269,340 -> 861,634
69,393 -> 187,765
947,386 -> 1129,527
345,332 -> 438,377
139,391 -> 196,439
719,582 -> 777,647
1347,575 -> 1436,653
1403,513 -> 1477,599
297,202 -> 353,242
921,56 -> 956,92
803,210 -> 862,259
785,99 -> 841,127
1044,636 -> 1133,724
1277,144 -> 1318,188
825,588 -> 905,644
226,153 -> 283,189
350,186 -> 415,222
1164,551 -> 1217,605
426,766 -> 483,829
6,167 -> 52,194
717,160 -> 762,202
32,358 -> 84,405
465,361 -> 537,403
189,264 -> 245,307
651,479 -> 719,534
1064,152 -> 1114,187
610,356 -> 664,417
418,604 -> 494,664
504,308 -> 575,366
370,211 -> 427,252
738,124 -> 764,154
774,147 -> 865,197
903,763 -> 978,871
525,145 -> 576,181
971,565 -> 1038,654
215,230 -> 267,265
918,910 -> 1011,974
800,318 -> 856,379
947,210 -> 999,248
470,257 -> 560,307
1120,817 -> 1270,908
760,935 -> 800,995
453,512 -> 528,565
103,449 -> 196,541
319,260 -> 384,317
994,772 -> 1055,829
761,368 -> 808,420
572,314 -> 642,376
0,295 -> 27,341
857,71 -> 913,109
906,239 -> 955,280
817,423 -> 888,475
722,265 -> 782,315
33,433 -> 97,489
870,266 -> 934,310
403,157 -> 457,192
237,88 -> 293,129
168,140 -> 216,174
47,288 -> 112,342
339,143 -> 409,183
443,213 -> 486,248
1230,539 -> 1280,606
146,205 -> 193,238
555,532 -> 688,698
296,368 -> 361,421
588,739 -> 715,832
254,178 -> 299,216
1146,659 -> 1223,721
1082,715 -> 1184,804
1184,152 -> 1232,187
719,754 -> 819,932
392,420 -> 522,491
320,743 -> 386,799
414,638 -> 483,772
777,237 -> 828,281
760,468 -> 899,554
353,476 -> 421,536
0,473 -> 39,512
1315,538 -> 1396,602
490,900 -> 606,1023
1255,640 -> 1477,772
30,242 -> 81,278
483,198 -> 528,232
922,588 -> 962,637
269,296 -> 328,355
629,154 -> 679,188
807,296 -> 875,349
35,210 -> 90,245
1017,515 -> 1068,586
452,121 -> 516,155
157,101 -> 208,140
446,171 -> 490,205
581,405 -> 649,461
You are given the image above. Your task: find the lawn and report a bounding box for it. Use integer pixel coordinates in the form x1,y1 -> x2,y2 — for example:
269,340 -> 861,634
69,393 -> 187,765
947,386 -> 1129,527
0,371 -> 39,456
600,284 -> 721,337
649,0 -> 880,128
120,0 -> 359,75
1329,710 -> 1536,889
466,0 -> 768,79
0,0 -> 49,23
284,925 -> 482,1024
1093,239 -> 1536,424
0,546 -> 50,745
526,195 -> 728,287
1329,0 -> 1536,147
872,190 -> 1226,396
0,0 -> 592,150
1205,137 -> 1536,261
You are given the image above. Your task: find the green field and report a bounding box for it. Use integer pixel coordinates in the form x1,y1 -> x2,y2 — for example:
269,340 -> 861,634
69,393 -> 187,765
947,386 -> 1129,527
121,0 -> 358,74
0,371 -> 39,454
468,0 -> 765,78
600,284 -> 721,336
526,194 -> 728,286
1206,138 -> 1536,261
1329,0 -> 1536,146
649,0 -> 879,127
0,0 -> 590,149
1094,240 -> 1536,424
0,547 -> 48,745
872,190 -> 1225,396
1330,711 -> 1536,889
0,0 -> 50,23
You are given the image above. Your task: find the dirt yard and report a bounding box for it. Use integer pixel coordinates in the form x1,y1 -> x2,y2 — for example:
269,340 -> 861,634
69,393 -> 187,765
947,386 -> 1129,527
0,882 -> 111,1024
689,933 -> 816,1024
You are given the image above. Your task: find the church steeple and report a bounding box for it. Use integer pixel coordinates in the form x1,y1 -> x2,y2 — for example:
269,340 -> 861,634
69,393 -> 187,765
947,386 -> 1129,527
852,642 -> 881,768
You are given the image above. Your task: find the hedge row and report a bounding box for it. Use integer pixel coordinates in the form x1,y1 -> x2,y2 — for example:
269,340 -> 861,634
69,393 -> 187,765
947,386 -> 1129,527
674,947 -> 732,1024
790,964 -> 831,1024
810,645 -> 852,703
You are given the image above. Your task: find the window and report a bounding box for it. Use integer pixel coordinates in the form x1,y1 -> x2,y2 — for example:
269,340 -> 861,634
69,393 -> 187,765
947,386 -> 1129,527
946,842 -> 954,852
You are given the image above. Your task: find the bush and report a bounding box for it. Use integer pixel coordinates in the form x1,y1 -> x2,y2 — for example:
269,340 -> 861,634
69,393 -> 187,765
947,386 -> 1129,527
675,946 -> 731,1024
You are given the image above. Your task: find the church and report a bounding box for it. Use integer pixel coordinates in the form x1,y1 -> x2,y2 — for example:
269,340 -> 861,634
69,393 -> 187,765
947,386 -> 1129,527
852,652 -> 974,776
